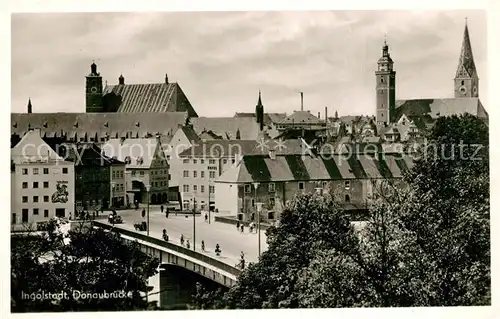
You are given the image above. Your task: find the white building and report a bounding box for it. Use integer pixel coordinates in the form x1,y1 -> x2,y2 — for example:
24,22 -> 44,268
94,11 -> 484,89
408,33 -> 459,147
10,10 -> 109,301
11,129 -> 75,227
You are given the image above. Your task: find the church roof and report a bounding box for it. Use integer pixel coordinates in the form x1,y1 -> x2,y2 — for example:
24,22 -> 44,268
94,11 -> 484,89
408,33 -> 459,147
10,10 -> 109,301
456,23 -> 478,78
233,112 -> 287,125
395,98 -> 487,120
11,112 -> 187,139
103,82 -> 198,117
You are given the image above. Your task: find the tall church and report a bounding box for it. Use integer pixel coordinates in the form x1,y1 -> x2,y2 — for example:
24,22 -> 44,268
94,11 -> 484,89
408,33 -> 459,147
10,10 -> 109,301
375,20 -> 487,131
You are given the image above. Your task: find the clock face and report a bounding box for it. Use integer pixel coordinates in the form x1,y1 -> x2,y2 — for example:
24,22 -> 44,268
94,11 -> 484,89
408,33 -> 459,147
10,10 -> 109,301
91,87 -> 98,93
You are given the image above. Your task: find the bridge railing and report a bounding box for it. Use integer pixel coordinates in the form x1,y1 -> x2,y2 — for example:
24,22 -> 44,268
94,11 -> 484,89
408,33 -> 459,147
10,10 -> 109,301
93,221 -> 241,277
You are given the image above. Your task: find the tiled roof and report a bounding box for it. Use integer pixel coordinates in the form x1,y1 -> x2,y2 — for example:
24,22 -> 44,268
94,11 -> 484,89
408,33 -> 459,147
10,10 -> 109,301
103,82 -> 198,117
191,117 -> 261,140
11,129 -> 64,164
11,112 -> 187,139
395,98 -> 487,120
178,139 -> 311,158
216,153 -> 414,183
234,112 -> 287,125
456,24 -> 478,78
60,143 -> 125,166
279,110 -> 323,125
101,138 -> 163,169
180,125 -> 202,143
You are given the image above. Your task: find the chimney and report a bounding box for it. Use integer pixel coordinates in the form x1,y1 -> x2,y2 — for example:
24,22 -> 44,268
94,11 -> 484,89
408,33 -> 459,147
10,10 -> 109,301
269,149 -> 276,160
300,92 -> 304,111
27,98 -> 32,114
325,107 -> 328,121
165,73 -> 169,84
317,112 -> 320,119
119,74 -> 125,85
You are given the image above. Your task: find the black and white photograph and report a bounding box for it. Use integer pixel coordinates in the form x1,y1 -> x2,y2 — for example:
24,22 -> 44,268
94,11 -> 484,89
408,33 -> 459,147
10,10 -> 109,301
7,1 -> 494,316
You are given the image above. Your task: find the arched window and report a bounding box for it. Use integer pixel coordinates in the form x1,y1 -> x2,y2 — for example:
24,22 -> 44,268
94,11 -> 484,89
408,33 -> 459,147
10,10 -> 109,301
461,80 -> 465,85
345,194 -> 351,202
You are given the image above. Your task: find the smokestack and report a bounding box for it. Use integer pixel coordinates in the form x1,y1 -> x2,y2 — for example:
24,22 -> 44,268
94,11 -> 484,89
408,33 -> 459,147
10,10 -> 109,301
325,106 -> 328,121
300,92 -> 304,111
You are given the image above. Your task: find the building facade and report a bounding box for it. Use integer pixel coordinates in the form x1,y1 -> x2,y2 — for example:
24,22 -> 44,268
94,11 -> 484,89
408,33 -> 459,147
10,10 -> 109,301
215,150 -> 413,222
11,129 -> 75,226
110,163 -> 127,208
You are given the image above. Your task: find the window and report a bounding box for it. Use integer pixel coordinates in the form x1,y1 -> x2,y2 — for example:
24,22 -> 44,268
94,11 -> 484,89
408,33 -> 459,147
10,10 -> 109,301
232,159 -> 235,164
201,159 -> 205,164
201,185 -> 205,193
298,182 -> 305,190
62,167 -> 68,174
381,77 -> 384,83
44,196 -> 49,202
223,159 -> 227,164
193,185 -> 197,192
209,186 -> 215,194
209,159 -> 216,165
183,170 -> 189,178
344,181 -> 351,190
43,168 -> 49,174
183,159 -> 189,164
461,80 -> 464,85
22,182 -> 28,189
168,174 -> 171,180
201,171 -> 205,178
245,184 -> 251,193
209,171 -> 216,179
43,181 -> 49,188
112,171 -> 116,179
44,209 -> 49,218
132,170 -> 136,176
193,171 -> 197,178
252,199 -> 255,207
33,168 -> 39,175
322,181 -> 328,188
183,185 -> 189,193
33,208 -> 39,215
22,196 -> 28,203
270,197 -> 275,207
193,159 -> 197,164
33,196 -> 39,203
22,168 -> 28,175
139,171 -> 144,176
345,194 -> 351,202
119,171 -> 124,178
268,183 -> 275,192
33,182 -> 39,188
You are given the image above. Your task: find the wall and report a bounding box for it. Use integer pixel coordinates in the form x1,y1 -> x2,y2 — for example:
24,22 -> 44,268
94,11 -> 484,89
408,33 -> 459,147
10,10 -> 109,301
214,183 -> 238,215
12,161 -> 75,223
110,164 -> 126,208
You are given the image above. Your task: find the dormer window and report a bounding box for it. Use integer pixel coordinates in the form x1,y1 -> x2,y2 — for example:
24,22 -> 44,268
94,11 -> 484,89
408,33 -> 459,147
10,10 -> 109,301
135,122 -> 140,127
269,149 -> 276,160
13,122 -> 17,128
43,122 -> 48,128
124,156 -> 131,164
136,157 -> 144,165
104,122 -> 109,127
74,122 -> 78,128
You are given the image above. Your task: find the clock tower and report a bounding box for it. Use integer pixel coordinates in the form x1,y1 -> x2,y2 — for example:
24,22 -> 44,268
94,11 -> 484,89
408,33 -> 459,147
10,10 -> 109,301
454,20 -> 479,98
85,61 -> 103,113
375,39 -> 396,125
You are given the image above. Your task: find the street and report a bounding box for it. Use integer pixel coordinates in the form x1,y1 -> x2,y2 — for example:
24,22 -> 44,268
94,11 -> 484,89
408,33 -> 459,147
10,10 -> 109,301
111,206 -> 269,266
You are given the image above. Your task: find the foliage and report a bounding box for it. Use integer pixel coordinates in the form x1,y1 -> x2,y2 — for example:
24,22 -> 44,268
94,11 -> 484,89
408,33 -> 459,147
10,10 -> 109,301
11,218 -> 160,312
193,114 -> 489,308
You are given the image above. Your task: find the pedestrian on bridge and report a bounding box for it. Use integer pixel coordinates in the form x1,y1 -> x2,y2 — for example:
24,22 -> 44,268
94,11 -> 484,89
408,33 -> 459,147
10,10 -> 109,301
201,240 -> 205,251
240,224 -> 244,233
161,205 -> 164,213
204,213 -> 208,223
186,240 -> 190,249
180,234 -> 184,246
141,209 -> 146,218
236,220 -> 240,231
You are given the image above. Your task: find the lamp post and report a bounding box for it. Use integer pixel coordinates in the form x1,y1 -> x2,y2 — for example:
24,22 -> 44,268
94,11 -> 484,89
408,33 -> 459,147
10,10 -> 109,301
252,182 -> 259,222
146,184 -> 151,236
111,181 -> 116,209
192,192 -> 196,251
256,202 -> 263,258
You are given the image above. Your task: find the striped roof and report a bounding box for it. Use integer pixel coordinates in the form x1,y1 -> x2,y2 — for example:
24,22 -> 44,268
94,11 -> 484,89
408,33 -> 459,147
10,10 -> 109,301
11,112 -> 187,139
103,82 -> 198,117
216,153 -> 413,183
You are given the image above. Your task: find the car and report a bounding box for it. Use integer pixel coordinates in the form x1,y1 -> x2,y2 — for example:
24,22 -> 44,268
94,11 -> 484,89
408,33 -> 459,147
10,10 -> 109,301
108,214 -> 123,224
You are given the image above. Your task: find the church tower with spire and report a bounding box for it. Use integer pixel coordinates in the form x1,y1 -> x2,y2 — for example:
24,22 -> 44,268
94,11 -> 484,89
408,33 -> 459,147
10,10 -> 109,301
255,90 -> 264,131
375,37 -> 396,125
454,19 -> 479,98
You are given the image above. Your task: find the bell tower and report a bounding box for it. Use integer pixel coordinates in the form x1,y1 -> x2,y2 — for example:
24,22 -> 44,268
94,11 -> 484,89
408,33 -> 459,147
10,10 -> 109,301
454,19 -> 479,98
85,61 -> 103,113
375,37 -> 396,125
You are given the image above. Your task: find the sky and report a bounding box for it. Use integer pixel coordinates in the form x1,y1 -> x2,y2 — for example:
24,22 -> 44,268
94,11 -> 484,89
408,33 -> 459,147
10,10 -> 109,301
11,10 -> 487,117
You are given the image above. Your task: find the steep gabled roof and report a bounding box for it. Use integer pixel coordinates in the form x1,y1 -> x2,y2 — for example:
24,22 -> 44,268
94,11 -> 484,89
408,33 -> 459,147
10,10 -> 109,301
279,110 -> 323,125
103,82 -> 198,117
456,23 -> 478,79
11,129 -> 65,164
216,153 -> 413,183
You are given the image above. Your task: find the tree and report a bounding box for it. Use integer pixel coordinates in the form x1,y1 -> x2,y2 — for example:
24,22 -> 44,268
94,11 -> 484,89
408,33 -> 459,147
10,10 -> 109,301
193,113 -> 489,308
11,218 -> 160,312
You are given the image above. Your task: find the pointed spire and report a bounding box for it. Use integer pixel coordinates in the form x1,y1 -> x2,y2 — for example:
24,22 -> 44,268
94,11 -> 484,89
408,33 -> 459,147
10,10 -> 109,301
119,74 -> 125,85
27,98 -> 32,114
257,89 -> 262,106
456,20 -> 477,78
